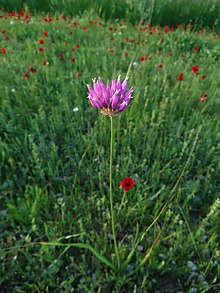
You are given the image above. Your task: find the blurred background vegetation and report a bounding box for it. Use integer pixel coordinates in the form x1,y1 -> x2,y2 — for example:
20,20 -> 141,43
1,0 -> 220,28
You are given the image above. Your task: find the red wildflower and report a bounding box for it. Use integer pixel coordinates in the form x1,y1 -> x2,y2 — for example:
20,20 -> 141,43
157,63 -> 163,68
167,52 -> 172,56
200,93 -> 208,102
145,55 -> 152,60
2,29 -> 6,34
178,73 -> 184,81
43,31 -> 48,37
76,72 -> 81,78
201,75 -> 206,79
164,26 -> 170,33
23,72 -> 29,78
193,46 -> 199,51
29,66 -> 36,73
57,52 -> 63,58
75,44 -> 80,48
39,39 -> 44,44
120,177 -> 135,191
180,54 -> 186,58
191,65 -> 199,75
38,47 -> 44,52
71,57 -> 75,62
1,48 -> 6,54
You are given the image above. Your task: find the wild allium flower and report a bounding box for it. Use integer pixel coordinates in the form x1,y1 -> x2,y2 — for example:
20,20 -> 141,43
87,76 -> 133,117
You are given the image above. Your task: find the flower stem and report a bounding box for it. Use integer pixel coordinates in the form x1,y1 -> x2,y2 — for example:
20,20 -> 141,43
110,116 -> 120,270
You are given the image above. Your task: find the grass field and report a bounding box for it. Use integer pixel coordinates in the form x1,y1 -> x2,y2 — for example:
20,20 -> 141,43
1,0 -> 220,27
0,4 -> 220,292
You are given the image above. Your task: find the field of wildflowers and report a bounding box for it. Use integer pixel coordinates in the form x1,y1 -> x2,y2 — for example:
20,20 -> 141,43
0,3 -> 220,292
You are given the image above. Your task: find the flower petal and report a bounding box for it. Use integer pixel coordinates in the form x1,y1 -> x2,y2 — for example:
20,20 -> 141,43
117,100 -> 130,113
111,91 -> 120,110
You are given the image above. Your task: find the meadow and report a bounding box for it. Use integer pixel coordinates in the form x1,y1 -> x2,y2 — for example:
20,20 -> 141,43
0,2 -> 220,292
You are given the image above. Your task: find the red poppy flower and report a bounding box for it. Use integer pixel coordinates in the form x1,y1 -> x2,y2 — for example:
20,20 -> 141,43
120,177 -> 135,191
201,75 -> 206,79
23,72 -> 29,78
38,47 -> 44,52
178,73 -> 184,81
75,44 -> 80,48
57,52 -> 63,58
193,46 -> 199,51
164,26 -> 170,33
2,29 -> 6,34
29,65 -> 36,73
43,31 -> 48,37
157,63 -> 163,68
191,65 -> 199,75
76,72 -> 81,78
1,48 -> 6,54
39,39 -> 44,44
71,57 -> 75,62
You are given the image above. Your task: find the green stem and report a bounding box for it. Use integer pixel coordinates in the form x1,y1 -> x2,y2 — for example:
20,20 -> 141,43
110,116 -> 120,270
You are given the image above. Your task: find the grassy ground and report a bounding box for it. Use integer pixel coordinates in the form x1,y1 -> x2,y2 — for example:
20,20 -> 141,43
0,6 -> 220,293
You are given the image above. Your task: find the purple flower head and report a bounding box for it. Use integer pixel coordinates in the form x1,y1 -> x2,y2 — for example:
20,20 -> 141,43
87,75 -> 133,117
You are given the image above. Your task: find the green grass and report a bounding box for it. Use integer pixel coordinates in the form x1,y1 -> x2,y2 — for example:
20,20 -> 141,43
0,7 -> 220,292
1,0 -> 220,28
